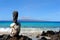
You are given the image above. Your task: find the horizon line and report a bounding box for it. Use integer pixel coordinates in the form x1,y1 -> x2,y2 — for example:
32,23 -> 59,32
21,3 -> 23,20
0,20 -> 60,22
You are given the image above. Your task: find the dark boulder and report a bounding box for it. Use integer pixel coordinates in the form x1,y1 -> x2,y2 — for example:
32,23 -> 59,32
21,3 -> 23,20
40,37 -> 47,40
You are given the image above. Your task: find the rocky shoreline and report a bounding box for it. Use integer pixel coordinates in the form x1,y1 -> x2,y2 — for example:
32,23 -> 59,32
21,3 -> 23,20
0,35 -> 32,40
36,30 -> 60,40
0,30 -> 60,40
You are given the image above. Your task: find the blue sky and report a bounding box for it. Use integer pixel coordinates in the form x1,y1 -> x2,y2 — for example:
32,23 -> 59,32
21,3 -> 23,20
0,0 -> 60,21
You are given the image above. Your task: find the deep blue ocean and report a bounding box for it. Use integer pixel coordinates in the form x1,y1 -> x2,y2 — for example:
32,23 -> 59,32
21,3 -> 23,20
0,21 -> 60,28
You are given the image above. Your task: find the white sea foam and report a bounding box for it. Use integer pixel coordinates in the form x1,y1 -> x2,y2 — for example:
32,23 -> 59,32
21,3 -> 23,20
0,27 -> 59,36
20,28 -> 60,37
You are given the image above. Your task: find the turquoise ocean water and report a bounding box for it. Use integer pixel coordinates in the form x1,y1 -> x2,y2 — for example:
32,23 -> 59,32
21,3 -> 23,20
0,21 -> 60,28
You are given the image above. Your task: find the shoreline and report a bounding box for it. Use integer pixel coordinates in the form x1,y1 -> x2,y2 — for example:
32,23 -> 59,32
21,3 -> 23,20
0,28 -> 60,40
0,27 -> 60,37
